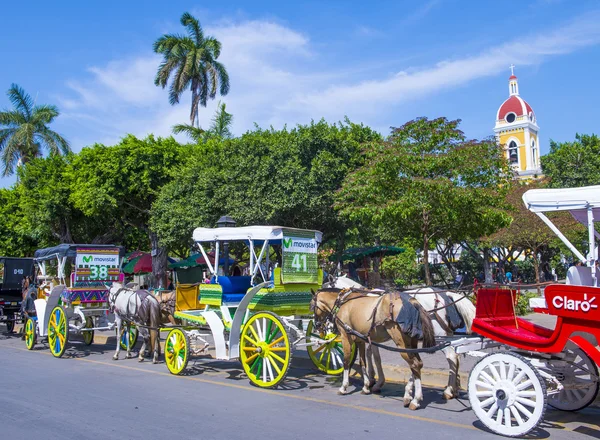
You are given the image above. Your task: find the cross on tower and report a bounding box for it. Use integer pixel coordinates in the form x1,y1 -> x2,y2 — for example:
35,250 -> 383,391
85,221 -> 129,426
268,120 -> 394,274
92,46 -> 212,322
510,64 -> 515,76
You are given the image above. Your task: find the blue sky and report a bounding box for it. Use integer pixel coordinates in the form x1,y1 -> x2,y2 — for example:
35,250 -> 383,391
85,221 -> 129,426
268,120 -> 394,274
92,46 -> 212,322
1,0 -> 600,187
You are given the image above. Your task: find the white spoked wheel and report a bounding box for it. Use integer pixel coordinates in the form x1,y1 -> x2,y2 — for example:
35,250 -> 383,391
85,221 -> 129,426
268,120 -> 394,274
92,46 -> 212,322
469,352 -> 546,437
547,348 -> 599,411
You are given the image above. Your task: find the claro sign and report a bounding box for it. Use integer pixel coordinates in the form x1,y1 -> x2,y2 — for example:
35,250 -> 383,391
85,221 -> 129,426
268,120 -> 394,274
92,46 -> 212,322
545,285 -> 600,319
552,293 -> 598,312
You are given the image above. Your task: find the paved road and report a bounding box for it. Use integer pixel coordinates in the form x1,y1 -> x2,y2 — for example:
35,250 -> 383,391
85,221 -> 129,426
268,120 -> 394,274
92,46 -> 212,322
1,329 -> 600,440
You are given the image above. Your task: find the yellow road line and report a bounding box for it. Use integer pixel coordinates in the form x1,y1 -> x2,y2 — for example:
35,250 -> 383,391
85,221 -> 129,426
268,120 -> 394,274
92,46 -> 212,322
1,344 -> 476,431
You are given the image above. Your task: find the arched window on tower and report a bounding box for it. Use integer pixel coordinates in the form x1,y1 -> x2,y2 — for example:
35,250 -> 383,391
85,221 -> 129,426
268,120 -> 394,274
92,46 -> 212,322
531,139 -> 537,167
508,141 -> 519,164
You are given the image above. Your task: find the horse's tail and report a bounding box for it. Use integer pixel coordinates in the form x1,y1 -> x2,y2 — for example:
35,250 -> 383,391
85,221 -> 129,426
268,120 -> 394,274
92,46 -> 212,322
409,298 -> 436,348
149,297 -> 161,356
447,292 -> 476,334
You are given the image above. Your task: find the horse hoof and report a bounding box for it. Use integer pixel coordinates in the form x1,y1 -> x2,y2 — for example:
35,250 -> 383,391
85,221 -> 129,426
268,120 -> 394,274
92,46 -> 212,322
126,354 -> 133,359
337,389 -> 348,395
443,392 -> 454,400
112,356 -> 118,361
361,388 -> 371,395
138,358 -> 144,363
403,398 -> 412,407
372,387 -> 382,394
409,402 -> 420,411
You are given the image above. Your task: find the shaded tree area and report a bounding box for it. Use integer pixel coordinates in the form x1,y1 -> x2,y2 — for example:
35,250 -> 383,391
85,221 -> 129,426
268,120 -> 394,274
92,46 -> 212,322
336,117 -> 513,285
150,119 -> 380,255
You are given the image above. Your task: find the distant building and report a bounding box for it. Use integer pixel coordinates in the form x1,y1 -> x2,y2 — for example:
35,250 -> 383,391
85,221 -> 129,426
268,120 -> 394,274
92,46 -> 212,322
494,66 -> 542,179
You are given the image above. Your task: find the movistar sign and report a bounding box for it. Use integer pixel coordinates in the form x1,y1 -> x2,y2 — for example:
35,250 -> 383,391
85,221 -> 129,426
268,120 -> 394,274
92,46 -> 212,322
76,254 -> 119,266
283,237 -> 318,253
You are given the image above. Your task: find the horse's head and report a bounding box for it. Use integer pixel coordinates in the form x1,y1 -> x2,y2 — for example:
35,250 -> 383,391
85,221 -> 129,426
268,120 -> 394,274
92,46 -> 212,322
106,282 -> 125,311
310,288 -> 340,331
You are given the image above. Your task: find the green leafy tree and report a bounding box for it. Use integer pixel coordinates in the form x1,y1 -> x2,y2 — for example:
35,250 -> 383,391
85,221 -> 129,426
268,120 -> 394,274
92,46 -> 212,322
541,134 -> 600,187
68,135 -> 186,287
485,181 -> 584,290
0,188 -> 37,257
336,117 -> 513,286
0,84 -> 70,176
154,12 -> 230,127
151,119 -> 380,254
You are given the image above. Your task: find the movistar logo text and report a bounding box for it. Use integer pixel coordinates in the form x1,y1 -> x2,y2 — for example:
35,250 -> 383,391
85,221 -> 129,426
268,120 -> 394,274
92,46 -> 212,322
283,238 -> 293,248
83,256 -> 93,263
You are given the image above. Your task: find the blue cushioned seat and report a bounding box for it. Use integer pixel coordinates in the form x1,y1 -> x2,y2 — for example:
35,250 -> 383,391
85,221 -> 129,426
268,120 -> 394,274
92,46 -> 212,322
215,276 -> 252,304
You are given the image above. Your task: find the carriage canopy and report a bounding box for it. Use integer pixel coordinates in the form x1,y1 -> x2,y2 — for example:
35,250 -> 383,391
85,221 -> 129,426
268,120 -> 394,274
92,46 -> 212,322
523,185 -> 600,280
192,225 -> 323,285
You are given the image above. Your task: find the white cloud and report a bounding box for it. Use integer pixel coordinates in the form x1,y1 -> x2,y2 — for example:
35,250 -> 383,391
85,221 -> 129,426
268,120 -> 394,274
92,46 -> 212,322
56,11 -> 600,150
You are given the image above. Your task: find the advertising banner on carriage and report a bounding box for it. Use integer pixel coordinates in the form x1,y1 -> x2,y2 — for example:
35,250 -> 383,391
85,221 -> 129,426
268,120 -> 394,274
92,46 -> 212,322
76,248 -> 120,281
281,230 -> 318,284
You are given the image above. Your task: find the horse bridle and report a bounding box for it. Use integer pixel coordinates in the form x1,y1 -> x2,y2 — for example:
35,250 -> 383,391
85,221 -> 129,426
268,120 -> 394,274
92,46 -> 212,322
311,288 -> 363,332
108,286 -> 128,312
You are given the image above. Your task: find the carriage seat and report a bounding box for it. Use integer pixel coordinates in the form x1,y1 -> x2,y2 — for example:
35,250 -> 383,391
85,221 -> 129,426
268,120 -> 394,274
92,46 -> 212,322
214,276 -> 252,304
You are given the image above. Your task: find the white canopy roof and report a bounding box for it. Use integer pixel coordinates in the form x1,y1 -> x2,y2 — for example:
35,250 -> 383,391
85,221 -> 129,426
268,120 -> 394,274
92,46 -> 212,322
192,225 -> 323,243
522,185 -> 600,222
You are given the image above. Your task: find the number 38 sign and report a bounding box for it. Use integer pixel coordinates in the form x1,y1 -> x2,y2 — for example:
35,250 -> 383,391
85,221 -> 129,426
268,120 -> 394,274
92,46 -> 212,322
281,231 -> 318,284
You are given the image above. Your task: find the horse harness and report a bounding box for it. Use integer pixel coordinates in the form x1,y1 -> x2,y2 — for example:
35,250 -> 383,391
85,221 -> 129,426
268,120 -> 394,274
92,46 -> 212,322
110,287 -> 156,322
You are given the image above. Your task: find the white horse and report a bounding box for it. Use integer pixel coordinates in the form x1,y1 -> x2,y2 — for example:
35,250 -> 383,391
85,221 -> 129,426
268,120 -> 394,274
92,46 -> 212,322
401,287 -> 475,399
107,282 -> 162,363
323,274 -> 366,289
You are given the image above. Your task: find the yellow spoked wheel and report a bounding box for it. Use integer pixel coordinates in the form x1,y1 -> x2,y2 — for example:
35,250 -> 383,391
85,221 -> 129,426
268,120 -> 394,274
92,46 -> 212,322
25,318 -> 36,350
165,328 -> 189,375
82,317 -> 94,346
48,306 -> 69,358
240,312 -> 291,388
119,324 -> 138,350
306,320 -> 356,375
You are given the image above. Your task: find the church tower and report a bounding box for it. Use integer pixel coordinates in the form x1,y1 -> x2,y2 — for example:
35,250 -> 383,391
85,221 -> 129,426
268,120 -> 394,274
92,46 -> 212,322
494,66 -> 542,178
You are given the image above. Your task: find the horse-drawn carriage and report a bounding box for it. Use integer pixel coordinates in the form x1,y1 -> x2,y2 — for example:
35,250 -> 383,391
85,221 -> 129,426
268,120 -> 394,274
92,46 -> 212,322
0,257 -> 35,332
23,244 -> 136,356
161,225 -> 354,387
457,185 -> 600,436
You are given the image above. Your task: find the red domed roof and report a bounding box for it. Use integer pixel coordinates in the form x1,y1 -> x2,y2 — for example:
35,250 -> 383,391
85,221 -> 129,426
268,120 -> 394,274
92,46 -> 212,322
509,75 -> 517,80
497,95 -> 534,121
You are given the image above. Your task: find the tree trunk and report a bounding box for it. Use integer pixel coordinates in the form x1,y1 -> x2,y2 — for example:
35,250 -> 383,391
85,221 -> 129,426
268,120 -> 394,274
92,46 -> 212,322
532,251 -> 541,295
150,231 -> 168,289
423,234 -> 432,286
483,248 -> 493,284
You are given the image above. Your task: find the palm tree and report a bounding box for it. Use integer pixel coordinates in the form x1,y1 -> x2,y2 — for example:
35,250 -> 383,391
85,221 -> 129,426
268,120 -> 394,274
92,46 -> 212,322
154,12 -> 230,127
172,101 -> 233,143
0,84 -> 70,176
209,101 -> 233,139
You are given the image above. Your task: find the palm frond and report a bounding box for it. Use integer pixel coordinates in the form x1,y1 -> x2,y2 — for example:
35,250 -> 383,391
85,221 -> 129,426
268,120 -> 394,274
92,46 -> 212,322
0,110 -> 27,126
203,37 -> 222,59
180,12 -> 204,45
172,123 -> 205,143
214,61 -> 230,96
0,128 -> 15,151
31,104 -> 60,125
37,127 -> 71,155
7,84 -> 34,119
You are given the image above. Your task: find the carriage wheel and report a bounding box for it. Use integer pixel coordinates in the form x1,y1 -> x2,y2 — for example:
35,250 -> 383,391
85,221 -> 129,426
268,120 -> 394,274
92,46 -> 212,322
548,347 -> 599,411
468,352 -> 546,437
24,317 -> 36,350
82,317 -> 94,346
306,320 -> 356,375
119,324 -> 138,350
240,312 -> 291,388
165,328 -> 189,375
48,306 -> 69,358
6,314 -> 15,333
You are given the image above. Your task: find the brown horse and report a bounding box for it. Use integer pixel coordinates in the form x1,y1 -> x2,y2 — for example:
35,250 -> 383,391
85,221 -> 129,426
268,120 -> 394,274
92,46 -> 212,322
310,288 -> 436,410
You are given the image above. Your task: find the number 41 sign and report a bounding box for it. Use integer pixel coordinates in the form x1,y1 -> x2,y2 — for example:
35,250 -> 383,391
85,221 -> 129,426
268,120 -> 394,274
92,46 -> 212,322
282,233 -> 318,284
